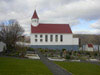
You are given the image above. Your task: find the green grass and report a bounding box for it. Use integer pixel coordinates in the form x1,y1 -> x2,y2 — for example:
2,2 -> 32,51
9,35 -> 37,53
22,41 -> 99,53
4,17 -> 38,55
0,57 -> 53,75
55,61 -> 100,75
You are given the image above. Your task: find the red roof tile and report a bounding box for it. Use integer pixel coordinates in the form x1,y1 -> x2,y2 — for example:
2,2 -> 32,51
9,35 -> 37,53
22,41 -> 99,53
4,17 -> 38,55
32,10 -> 39,19
88,44 -> 93,47
31,23 -> 72,33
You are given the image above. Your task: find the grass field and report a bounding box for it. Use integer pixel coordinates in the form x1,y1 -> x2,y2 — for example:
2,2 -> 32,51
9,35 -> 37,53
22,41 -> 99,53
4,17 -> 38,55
0,57 -> 53,75
55,61 -> 100,75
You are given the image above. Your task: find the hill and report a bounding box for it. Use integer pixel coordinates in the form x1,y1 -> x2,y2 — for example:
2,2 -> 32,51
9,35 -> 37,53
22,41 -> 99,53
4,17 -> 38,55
74,34 -> 100,47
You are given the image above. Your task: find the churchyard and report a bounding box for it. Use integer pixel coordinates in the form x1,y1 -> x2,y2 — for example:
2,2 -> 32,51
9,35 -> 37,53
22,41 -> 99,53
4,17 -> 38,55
0,48 -> 100,75
39,48 -> 100,62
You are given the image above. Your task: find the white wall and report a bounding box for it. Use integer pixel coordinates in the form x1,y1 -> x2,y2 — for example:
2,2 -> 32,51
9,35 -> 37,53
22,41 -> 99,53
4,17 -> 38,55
73,38 -> 79,45
83,45 -> 94,51
88,48 -> 93,51
31,33 -> 79,45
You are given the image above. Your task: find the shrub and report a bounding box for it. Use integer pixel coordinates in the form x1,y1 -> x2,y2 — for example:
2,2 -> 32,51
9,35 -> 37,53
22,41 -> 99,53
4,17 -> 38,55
86,52 -> 90,56
94,52 -> 98,57
27,47 -> 34,51
45,49 -> 48,52
60,51 -> 63,57
66,54 -> 71,59
62,48 -> 66,51
16,45 -> 27,57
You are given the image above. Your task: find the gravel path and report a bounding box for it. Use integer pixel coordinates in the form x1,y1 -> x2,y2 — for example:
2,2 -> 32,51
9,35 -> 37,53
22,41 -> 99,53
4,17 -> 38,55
35,49 -> 72,75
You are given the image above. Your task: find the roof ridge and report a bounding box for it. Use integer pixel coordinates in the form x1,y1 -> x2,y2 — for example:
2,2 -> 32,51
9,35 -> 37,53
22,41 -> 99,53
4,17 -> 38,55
39,23 -> 69,25
31,24 -> 72,33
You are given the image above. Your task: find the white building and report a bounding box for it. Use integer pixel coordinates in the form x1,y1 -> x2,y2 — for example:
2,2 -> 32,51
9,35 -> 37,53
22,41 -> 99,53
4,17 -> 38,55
83,44 -> 100,52
85,44 -> 94,51
30,10 -> 79,50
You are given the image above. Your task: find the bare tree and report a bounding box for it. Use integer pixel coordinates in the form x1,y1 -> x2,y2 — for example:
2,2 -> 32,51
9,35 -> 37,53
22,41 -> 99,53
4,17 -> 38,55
0,20 -> 24,52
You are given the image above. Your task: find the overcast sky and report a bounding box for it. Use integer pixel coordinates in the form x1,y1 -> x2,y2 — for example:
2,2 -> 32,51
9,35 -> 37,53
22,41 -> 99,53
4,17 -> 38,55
0,0 -> 100,35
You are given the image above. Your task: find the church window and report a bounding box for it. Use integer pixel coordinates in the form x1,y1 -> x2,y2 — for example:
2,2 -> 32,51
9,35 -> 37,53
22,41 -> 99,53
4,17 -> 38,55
50,35 -> 53,42
45,35 -> 48,42
35,35 -> 37,38
40,35 -> 43,38
35,39 -> 37,42
37,20 -> 39,22
34,20 -> 37,22
60,35 -> 63,42
55,35 -> 58,42
40,39 -> 43,42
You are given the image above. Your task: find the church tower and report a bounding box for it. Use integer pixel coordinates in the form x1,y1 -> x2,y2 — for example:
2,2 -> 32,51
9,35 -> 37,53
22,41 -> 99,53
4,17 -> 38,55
31,10 -> 39,27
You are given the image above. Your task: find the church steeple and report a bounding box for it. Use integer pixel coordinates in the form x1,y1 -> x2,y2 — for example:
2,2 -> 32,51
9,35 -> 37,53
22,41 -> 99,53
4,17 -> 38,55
31,10 -> 39,27
31,10 -> 39,19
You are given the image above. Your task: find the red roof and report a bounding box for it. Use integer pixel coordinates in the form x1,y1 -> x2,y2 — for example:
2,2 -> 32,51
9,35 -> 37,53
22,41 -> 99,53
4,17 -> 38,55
88,44 -> 93,47
31,23 -> 72,33
32,10 -> 39,19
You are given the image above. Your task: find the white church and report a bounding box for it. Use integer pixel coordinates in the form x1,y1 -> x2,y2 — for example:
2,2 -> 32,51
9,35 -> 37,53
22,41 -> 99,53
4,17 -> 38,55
30,10 -> 79,50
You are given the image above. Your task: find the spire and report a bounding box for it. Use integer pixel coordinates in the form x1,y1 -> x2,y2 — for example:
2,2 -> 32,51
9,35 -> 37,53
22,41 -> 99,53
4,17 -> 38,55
32,10 -> 39,19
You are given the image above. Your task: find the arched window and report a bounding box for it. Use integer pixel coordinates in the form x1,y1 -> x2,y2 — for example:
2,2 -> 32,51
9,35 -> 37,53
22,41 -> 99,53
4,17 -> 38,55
45,35 -> 48,42
55,35 -> 58,42
40,35 -> 43,38
35,39 -> 37,42
40,39 -> 43,42
60,35 -> 63,42
50,35 -> 53,42
35,35 -> 37,38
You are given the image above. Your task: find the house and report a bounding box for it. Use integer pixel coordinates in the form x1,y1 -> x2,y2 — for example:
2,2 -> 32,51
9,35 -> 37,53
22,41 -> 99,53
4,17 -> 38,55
30,10 -> 79,50
83,44 -> 94,51
82,44 -> 100,52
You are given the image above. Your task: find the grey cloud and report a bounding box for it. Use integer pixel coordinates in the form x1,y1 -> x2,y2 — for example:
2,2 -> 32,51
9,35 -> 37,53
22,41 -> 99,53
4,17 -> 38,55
0,0 -> 100,35
41,0 -> 100,20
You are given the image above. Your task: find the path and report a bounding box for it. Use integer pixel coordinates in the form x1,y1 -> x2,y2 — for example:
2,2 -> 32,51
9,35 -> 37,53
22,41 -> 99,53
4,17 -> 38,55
35,49 -> 72,75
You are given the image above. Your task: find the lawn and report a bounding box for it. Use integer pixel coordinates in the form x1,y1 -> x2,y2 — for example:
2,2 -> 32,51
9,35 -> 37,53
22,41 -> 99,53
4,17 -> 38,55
55,61 -> 100,75
0,57 -> 53,75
